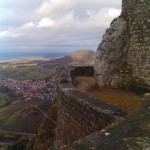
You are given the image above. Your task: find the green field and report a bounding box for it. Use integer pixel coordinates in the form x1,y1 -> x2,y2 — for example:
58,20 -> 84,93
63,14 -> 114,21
0,99 -> 46,133
2,113 -> 19,125
0,64 -> 55,80
0,100 -> 41,119
0,93 -> 10,108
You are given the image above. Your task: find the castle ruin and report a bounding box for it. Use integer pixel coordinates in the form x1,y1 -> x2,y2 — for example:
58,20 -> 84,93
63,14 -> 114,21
33,0 -> 150,149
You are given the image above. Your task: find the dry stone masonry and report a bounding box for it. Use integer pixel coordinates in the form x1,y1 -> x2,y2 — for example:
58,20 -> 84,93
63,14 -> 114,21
94,0 -> 150,87
61,93 -> 150,150
54,66 -> 149,150
54,66 -> 125,148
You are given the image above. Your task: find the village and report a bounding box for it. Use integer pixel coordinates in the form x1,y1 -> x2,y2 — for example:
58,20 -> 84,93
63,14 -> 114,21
0,78 -> 55,104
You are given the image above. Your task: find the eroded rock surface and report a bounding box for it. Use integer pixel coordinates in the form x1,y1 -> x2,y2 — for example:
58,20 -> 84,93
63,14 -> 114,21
95,0 -> 150,87
94,18 -> 127,87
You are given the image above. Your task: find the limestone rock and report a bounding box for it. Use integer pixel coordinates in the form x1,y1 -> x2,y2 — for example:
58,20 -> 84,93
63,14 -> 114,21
94,17 -> 127,87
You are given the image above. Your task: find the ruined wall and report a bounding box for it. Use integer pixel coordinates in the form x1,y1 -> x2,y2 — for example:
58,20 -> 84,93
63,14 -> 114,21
55,66 -> 125,148
95,0 -> 150,87
33,66 -> 150,150
61,93 -> 150,150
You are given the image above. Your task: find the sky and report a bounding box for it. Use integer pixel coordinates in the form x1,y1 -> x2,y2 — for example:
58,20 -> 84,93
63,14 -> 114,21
0,0 -> 122,53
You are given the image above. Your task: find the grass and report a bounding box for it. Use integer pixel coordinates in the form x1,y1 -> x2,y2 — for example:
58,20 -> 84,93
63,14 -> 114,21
2,113 -> 20,125
0,100 -> 42,120
0,93 -> 10,108
0,64 -> 54,80
74,76 -> 141,112
74,76 -> 97,92
88,87 -> 140,112
0,99 -> 45,133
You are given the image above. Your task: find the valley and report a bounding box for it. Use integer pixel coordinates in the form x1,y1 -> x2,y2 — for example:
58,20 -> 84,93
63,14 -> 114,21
0,50 -> 95,148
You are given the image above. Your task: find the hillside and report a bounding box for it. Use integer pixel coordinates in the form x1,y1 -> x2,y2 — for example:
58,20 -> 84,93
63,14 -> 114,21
0,49 -> 95,135
0,50 -> 95,81
41,50 -> 95,67
62,50 -> 95,65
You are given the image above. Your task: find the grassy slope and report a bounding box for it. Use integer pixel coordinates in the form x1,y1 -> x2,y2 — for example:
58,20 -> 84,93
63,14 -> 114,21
0,100 -> 49,133
0,93 -> 10,108
50,50 -> 95,65
0,65 -> 54,80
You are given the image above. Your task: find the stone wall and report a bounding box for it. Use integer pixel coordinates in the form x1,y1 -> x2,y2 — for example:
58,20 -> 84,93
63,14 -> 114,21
55,66 -> 125,148
124,0 -> 150,86
94,0 -> 150,87
61,93 -> 150,150
33,66 -> 150,150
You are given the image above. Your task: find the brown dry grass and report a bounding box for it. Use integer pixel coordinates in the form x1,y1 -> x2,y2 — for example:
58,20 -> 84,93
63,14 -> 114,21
74,76 -> 97,92
74,76 -> 141,112
0,100 -> 42,119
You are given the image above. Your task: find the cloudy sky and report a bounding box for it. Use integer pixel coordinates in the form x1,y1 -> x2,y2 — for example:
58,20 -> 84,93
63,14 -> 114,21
0,0 -> 122,53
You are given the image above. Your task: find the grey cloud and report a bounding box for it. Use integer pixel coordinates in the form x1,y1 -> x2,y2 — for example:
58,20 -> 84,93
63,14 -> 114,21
0,0 -> 122,53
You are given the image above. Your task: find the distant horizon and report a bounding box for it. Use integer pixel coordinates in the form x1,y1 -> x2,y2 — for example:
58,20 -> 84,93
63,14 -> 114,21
0,49 -> 95,59
0,51 -> 69,59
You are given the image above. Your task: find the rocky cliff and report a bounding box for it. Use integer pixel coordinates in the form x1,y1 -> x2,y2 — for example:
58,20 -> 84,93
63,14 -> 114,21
94,0 -> 150,87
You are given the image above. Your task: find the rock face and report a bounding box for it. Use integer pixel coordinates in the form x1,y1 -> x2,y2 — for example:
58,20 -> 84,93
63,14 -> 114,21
94,0 -> 150,87
94,18 -> 127,87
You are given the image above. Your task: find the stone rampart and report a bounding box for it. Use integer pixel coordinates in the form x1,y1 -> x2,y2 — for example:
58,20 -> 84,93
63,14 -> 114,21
33,66 -> 150,150
55,66 -> 126,148
61,93 -> 150,150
